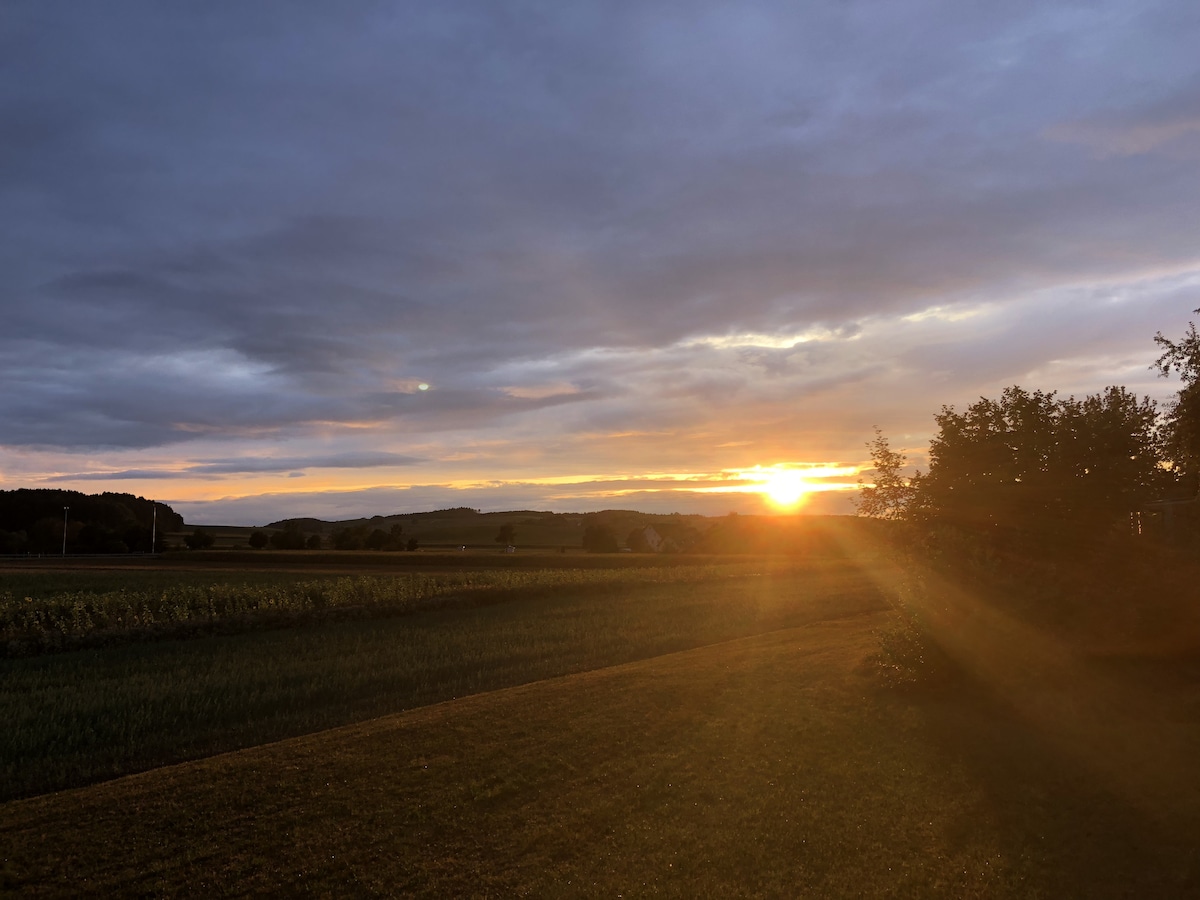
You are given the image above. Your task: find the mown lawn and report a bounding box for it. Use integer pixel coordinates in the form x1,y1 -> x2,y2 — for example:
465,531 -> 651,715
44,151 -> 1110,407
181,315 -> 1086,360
4,609 -> 1199,897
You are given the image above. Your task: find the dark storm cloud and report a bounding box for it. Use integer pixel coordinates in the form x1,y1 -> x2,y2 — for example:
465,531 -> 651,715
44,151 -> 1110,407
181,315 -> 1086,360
3,0 -> 1199,508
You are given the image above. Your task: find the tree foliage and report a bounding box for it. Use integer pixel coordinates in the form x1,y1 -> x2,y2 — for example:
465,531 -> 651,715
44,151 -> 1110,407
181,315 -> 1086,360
1154,309 -> 1200,485
0,490 -> 179,554
854,429 -> 916,520
918,386 -> 1164,541
581,524 -> 619,553
332,526 -> 365,551
331,522 -> 406,551
184,528 -> 215,550
626,528 -> 653,553
269,524 -> 308,550
364,528 -> 390,551
860,385 -> 1168,549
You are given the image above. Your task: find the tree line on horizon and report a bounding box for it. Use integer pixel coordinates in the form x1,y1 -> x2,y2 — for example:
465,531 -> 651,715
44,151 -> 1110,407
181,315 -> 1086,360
188,511 -> 877,556
0,490 -> 182,555
856,310 -> 1200,552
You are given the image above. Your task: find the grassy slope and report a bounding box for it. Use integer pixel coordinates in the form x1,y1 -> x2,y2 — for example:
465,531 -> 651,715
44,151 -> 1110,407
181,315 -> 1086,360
5,610 -> 1200,897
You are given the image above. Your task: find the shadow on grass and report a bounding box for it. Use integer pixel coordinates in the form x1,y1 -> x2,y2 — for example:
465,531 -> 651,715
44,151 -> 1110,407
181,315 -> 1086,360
903,680 -> 1191,897
877,567 -> 1200,897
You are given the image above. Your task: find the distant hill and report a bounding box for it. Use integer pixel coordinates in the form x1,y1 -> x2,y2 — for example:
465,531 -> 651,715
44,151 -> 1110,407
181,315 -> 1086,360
0,489 -> 182,554
261,508 -> 881,555
266,508 -> 711,549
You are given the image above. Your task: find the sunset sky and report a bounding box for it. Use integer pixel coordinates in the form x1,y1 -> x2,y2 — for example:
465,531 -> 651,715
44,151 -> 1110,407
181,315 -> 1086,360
4,1 -> 1200,525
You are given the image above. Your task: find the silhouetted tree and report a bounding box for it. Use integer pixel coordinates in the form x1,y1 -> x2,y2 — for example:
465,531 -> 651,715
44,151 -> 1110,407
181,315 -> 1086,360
30,517 -> 72,554
248,531 -> 269,549
855,428 -> 916,520
582,524 -> 619,553
495,523 -> 516,546
78,522 -> 128,553
889,385 -> 1167,549
269,525 -> 307,550
388,523 -> 405,549
120,524 -> 154,553
332,526 -> 367,550
184,528 -> 215,550
0,490 -> 181,554
1155,309 -> 1200,488
0,530 -> 27,554
305,533 -> 322,550
626,527 -> 652,553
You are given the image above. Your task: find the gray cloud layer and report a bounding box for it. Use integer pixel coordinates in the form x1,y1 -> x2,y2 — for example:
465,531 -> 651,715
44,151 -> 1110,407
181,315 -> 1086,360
46,451 -> 424,480
3,1 -> 1199,520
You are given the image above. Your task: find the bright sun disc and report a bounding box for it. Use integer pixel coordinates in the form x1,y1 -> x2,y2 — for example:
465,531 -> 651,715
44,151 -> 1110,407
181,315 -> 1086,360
760,470 -> 811,509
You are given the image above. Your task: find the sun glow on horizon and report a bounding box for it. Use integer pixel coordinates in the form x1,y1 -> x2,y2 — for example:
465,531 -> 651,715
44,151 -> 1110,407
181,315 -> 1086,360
700,463 -> 863,510
36,459 -> 866,520
758,469 -> 813,509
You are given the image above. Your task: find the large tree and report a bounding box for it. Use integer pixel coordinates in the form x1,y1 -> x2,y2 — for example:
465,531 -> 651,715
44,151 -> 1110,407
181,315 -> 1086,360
0,489 -> 180,554
861,385 -> 1167,549
1154,309 -> 1200,489
914,386 -> 1165,543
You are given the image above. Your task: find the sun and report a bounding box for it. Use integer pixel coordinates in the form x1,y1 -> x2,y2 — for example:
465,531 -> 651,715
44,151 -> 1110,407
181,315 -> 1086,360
716,462 -> 857,510
758,469 -> 812,509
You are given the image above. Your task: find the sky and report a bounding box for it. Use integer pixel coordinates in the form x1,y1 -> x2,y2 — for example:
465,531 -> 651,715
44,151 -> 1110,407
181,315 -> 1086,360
3,1 -> 1200,525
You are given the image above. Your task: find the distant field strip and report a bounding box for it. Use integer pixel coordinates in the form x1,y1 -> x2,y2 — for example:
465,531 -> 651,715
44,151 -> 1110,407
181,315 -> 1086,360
1,564 -> 761,655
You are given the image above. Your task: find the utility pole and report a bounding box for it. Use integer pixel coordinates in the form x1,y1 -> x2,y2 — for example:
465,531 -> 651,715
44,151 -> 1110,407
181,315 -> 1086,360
62,506 -> 69,556
151,505 -> 157,554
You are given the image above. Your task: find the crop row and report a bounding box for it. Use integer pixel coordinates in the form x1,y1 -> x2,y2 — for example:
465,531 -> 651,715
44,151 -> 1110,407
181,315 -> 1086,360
1,565 -> 740,655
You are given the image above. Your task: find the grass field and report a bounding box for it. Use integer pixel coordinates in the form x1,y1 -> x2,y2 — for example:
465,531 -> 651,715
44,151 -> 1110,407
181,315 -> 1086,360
5,610 -> 1200,896
3,553 -> 1199,896
1,561 -> 885,800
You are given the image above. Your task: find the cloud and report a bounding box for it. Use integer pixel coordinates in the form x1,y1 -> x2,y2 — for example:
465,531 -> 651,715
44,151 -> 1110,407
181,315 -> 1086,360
3,1 -> 1199,519
1045,82 -> 1200,157
45,451 -> 425,480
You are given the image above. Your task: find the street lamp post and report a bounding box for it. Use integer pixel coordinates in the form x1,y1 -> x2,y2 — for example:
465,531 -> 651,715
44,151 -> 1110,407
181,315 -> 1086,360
62,506 -> 69,556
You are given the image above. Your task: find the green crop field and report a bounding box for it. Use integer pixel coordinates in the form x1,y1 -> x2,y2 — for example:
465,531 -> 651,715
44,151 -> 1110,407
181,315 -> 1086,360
2,553 -> 1199,896
0,562 -> 764,655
